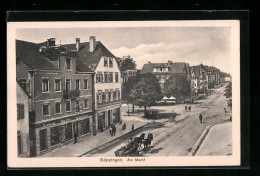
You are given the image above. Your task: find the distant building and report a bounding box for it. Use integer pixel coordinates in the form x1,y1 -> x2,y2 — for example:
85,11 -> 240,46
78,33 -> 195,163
204,66 -> 220,88
139,60 -> 191,85
17,81 -> 31,157
122,69 -> 137,83
190,64 -> 208,95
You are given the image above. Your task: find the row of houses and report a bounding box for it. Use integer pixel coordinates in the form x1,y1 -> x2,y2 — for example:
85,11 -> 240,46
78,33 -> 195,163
137,60 -> 221,96
16,36 -> 122,157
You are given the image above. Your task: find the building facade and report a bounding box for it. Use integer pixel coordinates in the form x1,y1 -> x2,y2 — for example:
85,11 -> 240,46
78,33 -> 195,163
64,36 -> 122,133
17,81 -> 31,157
16,39 -> 95,156
122,69 -> 137,83
190,64 -> 208,95
140,60 -> 191,86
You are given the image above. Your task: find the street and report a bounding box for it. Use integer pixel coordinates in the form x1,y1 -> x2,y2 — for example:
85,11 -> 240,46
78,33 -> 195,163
92,84 -> 231,157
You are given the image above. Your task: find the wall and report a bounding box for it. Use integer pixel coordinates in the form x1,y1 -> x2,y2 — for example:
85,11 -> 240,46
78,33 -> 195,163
16,82 -> 30,157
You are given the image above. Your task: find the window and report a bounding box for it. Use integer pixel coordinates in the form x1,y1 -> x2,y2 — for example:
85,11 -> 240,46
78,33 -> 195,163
39,129 -> 47,151
98,93 -> 102,103
116,90 -> 119,100
96,74 -> 102,83
66,58 -> 71,69
65,79 -> 71,90
104,72 -> 109,83
109,58 -> 113,67
76,80 -> 80,90
17,104 -> 24,119
42,104 -> 50,116
17,133 -> 22,155
55,102 -> 61,114
65,101 -> 71,112
84,79 -> 89,89
109,72 -> 113,82
65,123 -> 72,140
115,72 -> 119,82
84,98 -> 89,108
104,57 -> 108,67
105,91 -> 109,102
55,79 -> 61,91
51,126 -> 62,146
81,119 -> 90,134
110,90 -> 113,101
42,79 -> 49,92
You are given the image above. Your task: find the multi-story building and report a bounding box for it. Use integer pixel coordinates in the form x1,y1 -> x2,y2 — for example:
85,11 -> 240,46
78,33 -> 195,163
204,66 -> 220,88
66,36 -> 122,133
16,39 -> 95,156
122,69 -> 137,83
190,64 -> 208,95
17,81 -> 31,157
140,60 -> 191,86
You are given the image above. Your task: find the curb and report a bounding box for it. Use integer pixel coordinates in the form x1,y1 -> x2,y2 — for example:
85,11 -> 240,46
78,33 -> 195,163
78,123 -> 150,157
188,125 -> 213,156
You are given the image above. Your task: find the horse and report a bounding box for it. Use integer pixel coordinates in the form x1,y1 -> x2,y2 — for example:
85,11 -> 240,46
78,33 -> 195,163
134,133 -> 145,146
141,133 -> 153,152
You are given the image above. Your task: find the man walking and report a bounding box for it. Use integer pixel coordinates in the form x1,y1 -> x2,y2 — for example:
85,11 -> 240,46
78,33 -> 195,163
199,114 -> 203,123
185,105 -> 187,112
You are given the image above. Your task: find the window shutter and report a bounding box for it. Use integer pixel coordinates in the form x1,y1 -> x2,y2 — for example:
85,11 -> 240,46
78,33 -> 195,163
17,104 -> 20,119
96,93 -> 99,104
118,90 -> 120,100
20,104 -> 24,119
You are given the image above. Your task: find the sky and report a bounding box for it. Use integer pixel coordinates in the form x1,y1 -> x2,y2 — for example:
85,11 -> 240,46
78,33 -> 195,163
16,27 -> 231,73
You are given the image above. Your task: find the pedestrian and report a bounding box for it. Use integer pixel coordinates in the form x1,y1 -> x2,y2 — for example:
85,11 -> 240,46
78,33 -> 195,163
199,114 -> 203,123
109,125 -> 113,136
113,125 -> 117,136
74,133 -> 78,144
132,124 -> 135,131
185,105 -> 187,112
122,122 -> 126,130
189,106 -> 191,112
192,98 -> 194,104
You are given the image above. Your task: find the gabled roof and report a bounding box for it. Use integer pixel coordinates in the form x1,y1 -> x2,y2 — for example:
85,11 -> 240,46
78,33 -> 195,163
140,62 -> 189,75
62,41 -> 115,71
191,66 -> 201,78
16,40 -> 60,71
16,79 -> 31,98
169,62 -> 188,74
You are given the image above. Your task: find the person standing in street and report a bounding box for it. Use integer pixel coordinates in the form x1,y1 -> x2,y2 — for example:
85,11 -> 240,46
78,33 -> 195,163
74,133 -> 78,144
189,106 -> 191,112
185,105 -> 187,112
199,114 -> 203,123
132,124 -> 135,131
109,125 -> 112,136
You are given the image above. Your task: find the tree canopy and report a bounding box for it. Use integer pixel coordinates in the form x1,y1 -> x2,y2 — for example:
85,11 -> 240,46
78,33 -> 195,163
130,73 -> 163,114
162,74 -> 191,101
120,55 -> 136,71
224,82 -> 232,110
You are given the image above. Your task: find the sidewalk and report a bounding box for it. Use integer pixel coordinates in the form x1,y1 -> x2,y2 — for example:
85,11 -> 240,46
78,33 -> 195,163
196,122 -> 232,156
37,119 -> 146,157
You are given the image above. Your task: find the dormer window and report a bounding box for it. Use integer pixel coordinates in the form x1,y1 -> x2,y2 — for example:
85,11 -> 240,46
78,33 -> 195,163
66,58 -> 71,70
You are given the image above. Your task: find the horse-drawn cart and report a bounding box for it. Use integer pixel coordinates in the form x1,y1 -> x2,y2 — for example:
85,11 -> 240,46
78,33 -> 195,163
114,133 -> 153,157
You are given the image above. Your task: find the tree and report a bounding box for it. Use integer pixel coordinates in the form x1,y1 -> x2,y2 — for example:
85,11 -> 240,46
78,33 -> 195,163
130,73 -> 163,116
163,74 -> 191,103
120,55 -> 136,71
224,82 -> 232,110
122,76 -> 140,114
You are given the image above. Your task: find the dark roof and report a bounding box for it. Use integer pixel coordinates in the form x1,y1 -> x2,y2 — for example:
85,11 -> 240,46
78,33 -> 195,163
16,40 -> 60,71
191,66 -> 201,78
76,59 -> 94,72
169,62 -> 188,74
16,79 -> 31,98
140,62 -> 189,75
62,41 -> 115,71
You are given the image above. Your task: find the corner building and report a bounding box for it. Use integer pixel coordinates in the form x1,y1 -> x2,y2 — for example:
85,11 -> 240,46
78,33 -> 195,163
16,39 -> 94,156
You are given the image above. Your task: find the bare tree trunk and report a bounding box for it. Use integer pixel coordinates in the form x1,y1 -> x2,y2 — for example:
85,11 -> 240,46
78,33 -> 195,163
127,104 -> 130,116
132,104 -> 135,113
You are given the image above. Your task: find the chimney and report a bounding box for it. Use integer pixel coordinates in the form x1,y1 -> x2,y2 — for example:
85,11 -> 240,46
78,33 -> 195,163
168,60 -> 172,65
76,38 -> 80,51
47,38 -> 56,47
89,36 -> 96,52
148,61 -> 151,64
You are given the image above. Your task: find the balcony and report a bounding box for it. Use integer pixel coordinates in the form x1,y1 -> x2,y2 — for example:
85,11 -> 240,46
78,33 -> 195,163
63,90 -> 80,100
97,100 -> 121,108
